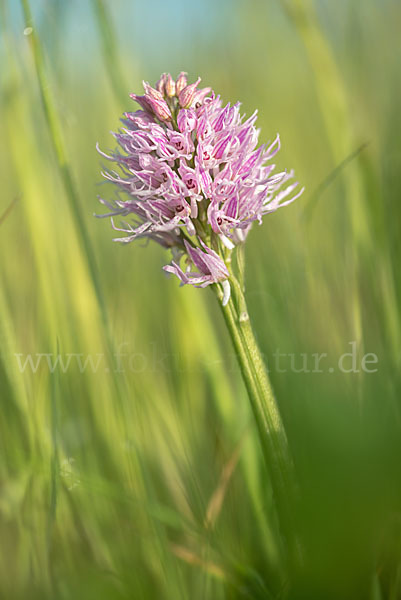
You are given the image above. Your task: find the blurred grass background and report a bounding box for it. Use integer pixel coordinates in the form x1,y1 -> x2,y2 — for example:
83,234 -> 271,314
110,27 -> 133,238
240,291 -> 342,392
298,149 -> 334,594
1,0 -> 401,598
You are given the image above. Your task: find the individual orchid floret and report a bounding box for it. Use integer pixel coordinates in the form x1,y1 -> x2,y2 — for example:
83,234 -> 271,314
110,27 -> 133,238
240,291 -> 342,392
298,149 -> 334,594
165,73 -> 176,97
128,93 -> 152,113
163,240 -> 231,305
156,73 -> 167,95
178,77 -> 201,108
142,81 -> 164,100
175,71 -> 188,94
141,82 -> 172,121
97,72 -> 304,304
146,96 -> 172,121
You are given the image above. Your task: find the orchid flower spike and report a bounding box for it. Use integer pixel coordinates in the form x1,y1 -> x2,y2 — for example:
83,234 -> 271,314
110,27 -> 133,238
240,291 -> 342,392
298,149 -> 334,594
97,73 -> 304,305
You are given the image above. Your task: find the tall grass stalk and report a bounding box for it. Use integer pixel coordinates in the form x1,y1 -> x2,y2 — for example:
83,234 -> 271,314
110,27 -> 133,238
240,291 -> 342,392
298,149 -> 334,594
20,0 -> 108,330
91,0 -> 128,104
19,0 -> 142,423
279,0 -> 366,354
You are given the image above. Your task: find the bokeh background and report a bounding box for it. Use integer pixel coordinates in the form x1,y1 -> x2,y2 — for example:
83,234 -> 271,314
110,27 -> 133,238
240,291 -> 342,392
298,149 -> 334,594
1,1 -> 401,598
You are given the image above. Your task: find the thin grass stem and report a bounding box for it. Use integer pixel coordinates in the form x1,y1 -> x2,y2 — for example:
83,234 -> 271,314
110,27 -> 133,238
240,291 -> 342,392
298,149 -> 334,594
20,0 -> 108,330
91,0 -> 128,104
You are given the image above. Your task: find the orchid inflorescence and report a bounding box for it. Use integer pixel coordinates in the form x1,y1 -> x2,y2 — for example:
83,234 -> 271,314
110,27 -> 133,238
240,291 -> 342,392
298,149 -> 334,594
97,72 -> 303,305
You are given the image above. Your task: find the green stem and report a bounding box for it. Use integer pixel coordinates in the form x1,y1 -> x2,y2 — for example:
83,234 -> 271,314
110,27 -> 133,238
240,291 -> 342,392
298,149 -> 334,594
215,265 -> 300,560
20,0 -> 108,330
19,0 -> 131,421
91,0 -> 128,105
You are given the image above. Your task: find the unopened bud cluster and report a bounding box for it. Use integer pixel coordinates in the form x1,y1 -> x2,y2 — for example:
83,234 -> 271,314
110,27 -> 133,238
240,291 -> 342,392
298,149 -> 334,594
131,72 -> 208,122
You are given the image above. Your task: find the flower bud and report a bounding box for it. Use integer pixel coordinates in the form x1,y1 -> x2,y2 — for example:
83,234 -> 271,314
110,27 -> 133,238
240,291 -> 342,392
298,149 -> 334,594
146,96 -> 172,121
156,73 -> 167,95
143,81 -> 164,101
130,93 -> 153,113
178,77 -> 201,108
175,72 -> 188,95
165,73 -> 176,97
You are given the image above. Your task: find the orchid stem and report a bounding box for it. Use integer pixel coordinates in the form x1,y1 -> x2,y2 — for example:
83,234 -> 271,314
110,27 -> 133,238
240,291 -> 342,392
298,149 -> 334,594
215,264 -> 301,562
